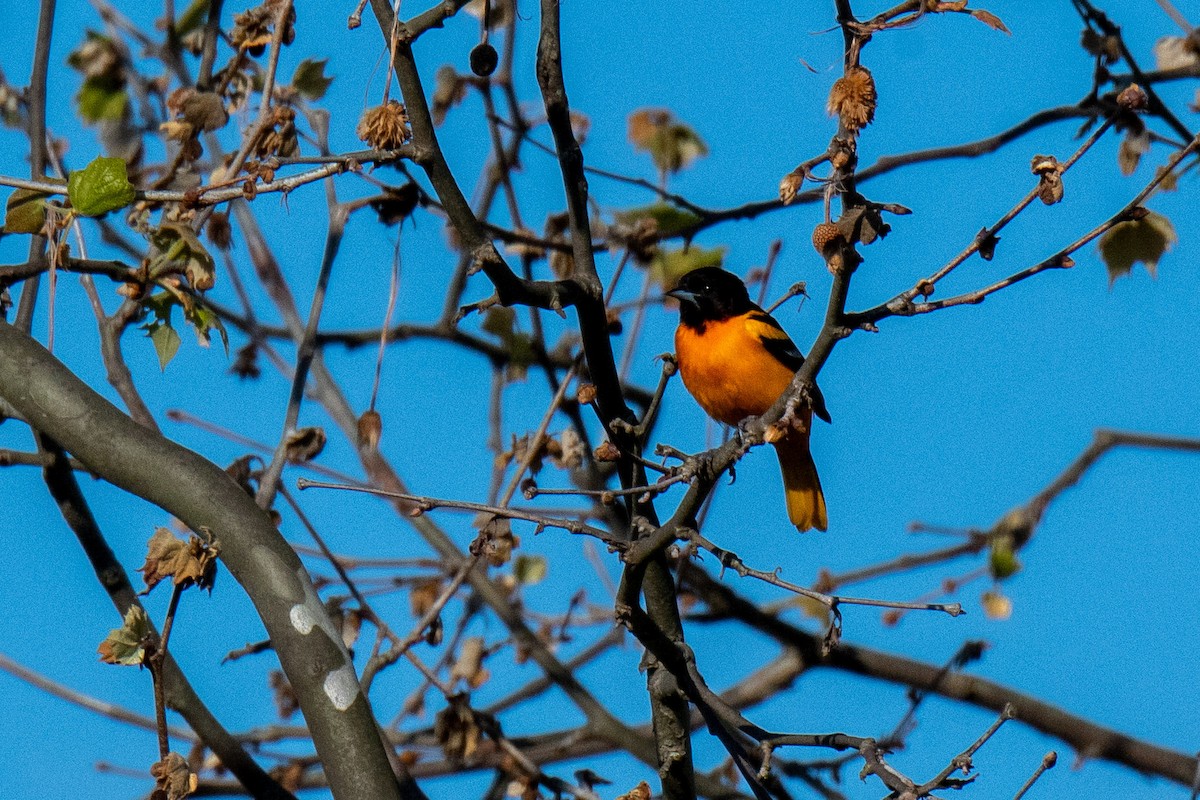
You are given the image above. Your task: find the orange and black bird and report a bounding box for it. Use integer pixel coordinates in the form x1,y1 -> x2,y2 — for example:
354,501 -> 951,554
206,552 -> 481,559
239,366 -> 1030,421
668,267 -> 830,531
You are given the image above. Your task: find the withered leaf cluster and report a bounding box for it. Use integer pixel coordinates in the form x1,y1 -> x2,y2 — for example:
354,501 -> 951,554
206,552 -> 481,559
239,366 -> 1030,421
150,752 -> 198,800
138,527 -> 221,594
434,693 -> 482,763
231,0 -> 296,56
97,605 -> 153,666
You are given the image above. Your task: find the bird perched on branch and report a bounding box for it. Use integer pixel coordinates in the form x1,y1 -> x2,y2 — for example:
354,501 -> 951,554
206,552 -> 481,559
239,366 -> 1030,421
668,267 -> 830,531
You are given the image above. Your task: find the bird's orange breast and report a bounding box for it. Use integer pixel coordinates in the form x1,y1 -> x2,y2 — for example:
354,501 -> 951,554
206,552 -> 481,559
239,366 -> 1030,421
674,316 -> 797,427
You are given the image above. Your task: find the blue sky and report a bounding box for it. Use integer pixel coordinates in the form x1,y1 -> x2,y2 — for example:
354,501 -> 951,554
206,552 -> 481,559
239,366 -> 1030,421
1,1 -> 1199,798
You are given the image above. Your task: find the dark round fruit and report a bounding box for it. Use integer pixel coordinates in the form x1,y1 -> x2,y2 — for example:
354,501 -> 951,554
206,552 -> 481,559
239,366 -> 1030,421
470,43 -> 498,77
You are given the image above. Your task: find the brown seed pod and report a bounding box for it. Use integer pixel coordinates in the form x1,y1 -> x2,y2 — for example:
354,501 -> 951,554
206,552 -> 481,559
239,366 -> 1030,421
779,172 -> 803,205
356,100 -> 412,150
593,441 -> 620,462
812,221 -> 848,275
811,222 -> 844,254
1117,83 -> 1148,111
827,66 -> 877,131
1031,154 -> 1064,205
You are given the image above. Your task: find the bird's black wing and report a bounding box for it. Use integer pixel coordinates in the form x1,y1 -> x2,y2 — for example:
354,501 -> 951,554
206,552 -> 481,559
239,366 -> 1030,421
747,310 -> 832,424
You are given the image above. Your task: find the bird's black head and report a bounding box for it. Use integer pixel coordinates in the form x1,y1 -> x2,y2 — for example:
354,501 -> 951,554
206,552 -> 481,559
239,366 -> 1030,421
667,267 -> 755,328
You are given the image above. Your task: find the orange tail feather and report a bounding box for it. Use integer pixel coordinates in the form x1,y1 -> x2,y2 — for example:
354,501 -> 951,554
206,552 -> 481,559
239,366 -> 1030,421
772,436 -> 827,532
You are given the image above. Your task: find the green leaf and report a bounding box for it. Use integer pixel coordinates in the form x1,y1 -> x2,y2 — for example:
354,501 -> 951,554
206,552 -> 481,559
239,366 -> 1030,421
4,189 -> 51,234
628,109 -> 708,176
292,58 -> 333,101
513,554 -> 547,585
77,77 -> 128,123
149,318 -> 182,370
509,332 -> 535,366
650,245 -> 726,289
98,605 -> 152,666
68,156 -> 136,217
481,306 -> 516,340
184,301 -> 229,354
140,291 -> 229,369
141,292 -> 182,370
1098,211 -> 1176,284
614,202 -> 702,238
506,332 -> 534,382
649,123 -> 708,175
988,537 -> 1021,580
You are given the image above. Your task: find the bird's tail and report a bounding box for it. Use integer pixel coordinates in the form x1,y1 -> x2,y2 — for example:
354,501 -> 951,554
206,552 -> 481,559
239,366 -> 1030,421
772,435 -> 827,532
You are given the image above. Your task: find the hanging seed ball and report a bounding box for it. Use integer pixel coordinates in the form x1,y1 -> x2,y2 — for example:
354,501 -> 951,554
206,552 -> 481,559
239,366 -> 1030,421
813,222 -> 847,275
811,222 -> 844,254
357,100 -> 411,150
470,43 -> 498,77
827,66 -> 877,131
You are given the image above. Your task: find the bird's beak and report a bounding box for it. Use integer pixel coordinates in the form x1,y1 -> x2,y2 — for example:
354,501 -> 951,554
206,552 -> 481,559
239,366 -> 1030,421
666,288 -> 699,306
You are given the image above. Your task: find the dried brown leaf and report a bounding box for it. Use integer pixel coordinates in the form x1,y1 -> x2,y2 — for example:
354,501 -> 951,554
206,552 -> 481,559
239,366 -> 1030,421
357,409 -> 382,450
550,428 -> 585,470
1153,35 -> 1200,71
615,781 -> 652,800
1099,210 -> 1176,284
450,636 -> 489,689
139,527 -> 220,593
285,426 -> 326,463
981,588 -> 1013,620
274,763 -> 305,793
970,9 -> 1010,34
341,608 -> 363,650
434,694 -> 481,763
181,91 -> 228,132
431,66 -> 468,127
410,578 -> 443,618
1117,129 -> 1150,176
150,752 -> 198,800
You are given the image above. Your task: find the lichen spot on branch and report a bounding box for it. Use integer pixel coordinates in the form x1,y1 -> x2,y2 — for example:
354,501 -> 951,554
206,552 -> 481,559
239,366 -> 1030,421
289,569 -> 352,658
324,664 -> 360,711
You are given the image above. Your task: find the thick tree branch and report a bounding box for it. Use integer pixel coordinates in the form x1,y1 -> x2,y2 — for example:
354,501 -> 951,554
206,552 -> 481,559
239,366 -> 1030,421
0,323 -> 404,800
33,436 -> 295,798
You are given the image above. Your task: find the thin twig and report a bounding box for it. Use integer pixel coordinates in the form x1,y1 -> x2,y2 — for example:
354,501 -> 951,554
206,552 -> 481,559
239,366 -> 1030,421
0,651 -> 195,741
254,202 -> 347,509
690,530 -> 963,617
151,583 -> 186,759
1013,751 -> 1057,800
296,478 -> 622,546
